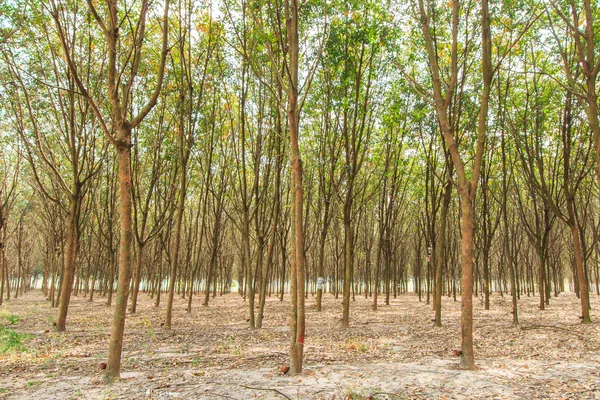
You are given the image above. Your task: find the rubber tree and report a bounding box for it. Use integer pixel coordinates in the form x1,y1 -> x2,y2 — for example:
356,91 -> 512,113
2,37 -> 103,330
254,0 -> 326,373
130,100 -> 177,314
414,0 -> 493,370
49,0 -> 171,379
548,0 -> 600,199
515,75 -> 593,323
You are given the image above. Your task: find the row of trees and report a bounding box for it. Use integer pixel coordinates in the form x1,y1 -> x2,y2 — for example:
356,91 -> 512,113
0,0 -> 599,378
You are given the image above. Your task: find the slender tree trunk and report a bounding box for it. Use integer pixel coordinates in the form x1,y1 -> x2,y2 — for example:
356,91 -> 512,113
243,214 -> 255,327
204,206 -> 222,307
287,0 -> 305,374
342,192 -> 353,328
373,231 -> 382,311
56,193 -> 80,331
165,159 -> 187,329
289,102 -> 305,373
502,133 -> 518,325
106,135 -> 134,380
107,248 -> 115,306
434,181 -> 451,327
130,241 -> 145,313
316,228 -> 327,312
279,234 -> 286,301
89,261 -> 98,302
189,181 -> 210,311
538,245 -> 546,310
0,242 -> 5,306
257,161 -> 281,324
0,224 -> 5,305
458,195 -> 476,370
568,208 -> 591,323
255,237 -> 267,327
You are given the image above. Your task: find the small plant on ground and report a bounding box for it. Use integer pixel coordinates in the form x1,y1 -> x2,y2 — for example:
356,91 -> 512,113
147,327 -> 156,341
26,380 -> 41,388
344,388 -> 368,399
4,315 -> 20,325
0,325 -> 32,353
344,337 -> 368,353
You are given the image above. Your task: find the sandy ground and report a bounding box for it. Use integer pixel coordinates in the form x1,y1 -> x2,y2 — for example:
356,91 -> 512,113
1,288 -> 600,399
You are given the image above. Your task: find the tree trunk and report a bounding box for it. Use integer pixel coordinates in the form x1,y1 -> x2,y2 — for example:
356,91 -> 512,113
106,134 -> 134,380
130,241 -> 145,314
56,192 -> 80,331
342,192 -> 353,328
316,228 -> 327,312
205,199 -> 223,307
458,195 -> 476,370
434,181 -> 451,327
165,155 -> 187,328
568,208 -> 591,322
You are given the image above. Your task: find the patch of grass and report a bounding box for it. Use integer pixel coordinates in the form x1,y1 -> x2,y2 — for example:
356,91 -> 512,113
229,345 -> 242,356
214,344 -> 225,353
226,336 -> 242,355
103,391 -> 115,400
0,326 -> 32,353
134,318 -> 152,329
344,337 -> 368,353
25,380 -> 41,388
344,388 -> 368,399
147,327 -> 156,341
3,315 -> 20,325
69,390 -> 82,400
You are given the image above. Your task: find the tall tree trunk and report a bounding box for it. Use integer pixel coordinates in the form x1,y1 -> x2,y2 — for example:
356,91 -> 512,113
502,134 -> 518,325
56,192 -> 80,331
568,203 -> 591,323
373,229 -> 383,311
287,0 -> 305,375
165,157 -> 187,329
458,196 -> 476,370
130,241 -> 145,313
257,155 -> 281,325
289,105 -> 305,373
0,225 -> 5,306
342,191 -> 353,328
434,180 -> 451,327
243,213 -> 255,327
204,202 -> 223,307
316,228 -> 327,311
106,135 -> 134,380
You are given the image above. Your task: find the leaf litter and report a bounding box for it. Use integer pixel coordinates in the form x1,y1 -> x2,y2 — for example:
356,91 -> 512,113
1,290 -> 599,399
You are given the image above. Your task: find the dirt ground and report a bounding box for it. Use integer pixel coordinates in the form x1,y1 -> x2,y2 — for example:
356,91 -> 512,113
1,288 -> 600,399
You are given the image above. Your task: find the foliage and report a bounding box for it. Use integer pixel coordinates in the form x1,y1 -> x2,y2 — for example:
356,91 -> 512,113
0,317 -> 31,353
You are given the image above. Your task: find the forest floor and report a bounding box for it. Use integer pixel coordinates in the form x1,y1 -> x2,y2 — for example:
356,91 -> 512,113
1,289 -> 600,399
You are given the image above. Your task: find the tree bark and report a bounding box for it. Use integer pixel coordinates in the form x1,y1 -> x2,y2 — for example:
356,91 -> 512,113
434,180 -> 451,327
342,190 -> 353,328
165,159 -> 187,329
106,133 -> 134,380
130,241 -> 144,314
55,192 -> 80,331
458,196 -> 476,370
287,0 -> 305,375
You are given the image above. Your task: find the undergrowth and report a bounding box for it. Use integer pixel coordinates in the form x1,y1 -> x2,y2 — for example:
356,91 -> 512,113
1,314 -> 31,353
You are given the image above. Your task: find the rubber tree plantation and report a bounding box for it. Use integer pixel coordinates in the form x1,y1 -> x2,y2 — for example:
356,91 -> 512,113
1,0 -> 600,398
